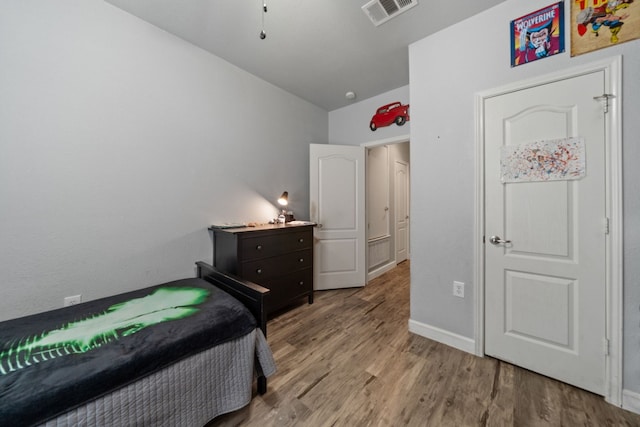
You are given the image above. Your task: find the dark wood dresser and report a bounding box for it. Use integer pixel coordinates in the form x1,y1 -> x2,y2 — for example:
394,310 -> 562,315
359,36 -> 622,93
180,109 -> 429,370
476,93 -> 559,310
211,223 -> 315,315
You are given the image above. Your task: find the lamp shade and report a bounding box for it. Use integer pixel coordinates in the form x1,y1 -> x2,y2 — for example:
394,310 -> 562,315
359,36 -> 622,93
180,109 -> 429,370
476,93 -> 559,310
277,191 -> 288,206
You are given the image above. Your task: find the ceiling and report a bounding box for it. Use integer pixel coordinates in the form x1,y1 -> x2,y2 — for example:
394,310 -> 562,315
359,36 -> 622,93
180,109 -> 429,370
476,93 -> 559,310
105,0 -> 505,111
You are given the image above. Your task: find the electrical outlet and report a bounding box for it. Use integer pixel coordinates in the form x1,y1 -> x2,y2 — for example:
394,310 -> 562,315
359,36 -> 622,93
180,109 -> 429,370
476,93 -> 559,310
64,294 -> 82,307
453,281 -> 464,298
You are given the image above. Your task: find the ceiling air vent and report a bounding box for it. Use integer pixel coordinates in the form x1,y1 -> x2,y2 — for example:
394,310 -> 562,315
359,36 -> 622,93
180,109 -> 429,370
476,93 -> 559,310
362,0 -> 418,27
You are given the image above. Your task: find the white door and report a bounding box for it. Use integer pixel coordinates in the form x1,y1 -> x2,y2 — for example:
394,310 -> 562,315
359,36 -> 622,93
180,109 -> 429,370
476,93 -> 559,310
395,160 -> 409,263
310,144 -> 366,290
484,70 -> 607,394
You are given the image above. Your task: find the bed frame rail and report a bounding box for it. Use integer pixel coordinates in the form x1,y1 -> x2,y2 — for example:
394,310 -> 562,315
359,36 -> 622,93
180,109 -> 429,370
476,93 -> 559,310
196,262 -> 271,394
196,261 -> 269,336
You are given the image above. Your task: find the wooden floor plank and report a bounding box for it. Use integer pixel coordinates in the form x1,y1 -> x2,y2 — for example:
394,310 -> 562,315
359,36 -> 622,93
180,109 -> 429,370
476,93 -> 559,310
208,261 -> 640,427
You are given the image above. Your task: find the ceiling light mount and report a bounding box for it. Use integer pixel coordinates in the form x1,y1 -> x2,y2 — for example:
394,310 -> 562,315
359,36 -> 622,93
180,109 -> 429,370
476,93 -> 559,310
260,0 -> 267,39
345,91 -> 357,100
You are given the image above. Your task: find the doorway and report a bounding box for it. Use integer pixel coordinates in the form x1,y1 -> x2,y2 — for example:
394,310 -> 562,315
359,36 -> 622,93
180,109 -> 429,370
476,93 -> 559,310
365,138 -> 410,281
310,139 -> 410,289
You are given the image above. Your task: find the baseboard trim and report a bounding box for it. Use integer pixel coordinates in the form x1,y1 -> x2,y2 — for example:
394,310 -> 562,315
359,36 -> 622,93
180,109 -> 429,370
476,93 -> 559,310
408,319 -> 475,355
623,389 -> 640,415
367,261 -> 396,281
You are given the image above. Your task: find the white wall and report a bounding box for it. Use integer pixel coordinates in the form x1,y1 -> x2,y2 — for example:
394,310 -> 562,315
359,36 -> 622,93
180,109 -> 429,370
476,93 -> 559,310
409,0 -> 640,397
0,0 -> 327,321
329,85 -> 410,145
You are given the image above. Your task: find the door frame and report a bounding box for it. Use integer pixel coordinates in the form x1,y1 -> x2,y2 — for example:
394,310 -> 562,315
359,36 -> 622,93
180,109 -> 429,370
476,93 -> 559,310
473,56 -> 623,405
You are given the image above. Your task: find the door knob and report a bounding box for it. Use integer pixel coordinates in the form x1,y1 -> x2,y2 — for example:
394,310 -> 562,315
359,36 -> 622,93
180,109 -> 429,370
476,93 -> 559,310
489,235 -> 511,245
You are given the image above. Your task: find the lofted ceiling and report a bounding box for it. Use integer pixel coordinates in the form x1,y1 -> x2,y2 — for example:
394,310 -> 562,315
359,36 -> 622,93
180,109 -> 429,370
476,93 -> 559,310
105,0 -> 505,111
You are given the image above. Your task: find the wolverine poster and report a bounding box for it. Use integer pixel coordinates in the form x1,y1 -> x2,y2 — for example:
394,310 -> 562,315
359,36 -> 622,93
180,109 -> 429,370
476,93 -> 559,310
571,0 -> 640,56
511,3 -> 565,67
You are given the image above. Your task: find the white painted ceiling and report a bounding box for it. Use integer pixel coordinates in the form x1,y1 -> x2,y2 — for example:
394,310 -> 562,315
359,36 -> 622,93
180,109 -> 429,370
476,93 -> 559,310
105,0 -> 505,111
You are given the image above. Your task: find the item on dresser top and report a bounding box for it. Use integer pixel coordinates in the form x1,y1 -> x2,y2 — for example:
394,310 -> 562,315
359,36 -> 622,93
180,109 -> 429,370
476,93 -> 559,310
211,222 -> 247,229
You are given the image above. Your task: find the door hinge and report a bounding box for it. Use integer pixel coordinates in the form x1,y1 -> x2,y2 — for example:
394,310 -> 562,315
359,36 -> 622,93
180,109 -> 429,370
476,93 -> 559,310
604,217 -> 610,235
604,338 -> 610,356
593,94 -> 615,113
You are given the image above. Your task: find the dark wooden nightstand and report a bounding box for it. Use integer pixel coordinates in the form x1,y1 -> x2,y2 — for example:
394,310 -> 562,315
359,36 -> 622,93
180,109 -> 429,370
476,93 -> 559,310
211,223 -> 315,315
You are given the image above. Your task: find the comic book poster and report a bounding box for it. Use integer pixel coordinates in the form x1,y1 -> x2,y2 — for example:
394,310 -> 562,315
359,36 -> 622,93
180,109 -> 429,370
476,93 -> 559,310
511,3 -> 565,67
571,0 -> 640,56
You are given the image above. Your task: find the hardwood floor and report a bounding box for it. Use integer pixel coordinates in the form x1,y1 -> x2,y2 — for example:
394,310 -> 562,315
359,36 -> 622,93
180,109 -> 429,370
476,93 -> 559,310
208,261 -> 640,426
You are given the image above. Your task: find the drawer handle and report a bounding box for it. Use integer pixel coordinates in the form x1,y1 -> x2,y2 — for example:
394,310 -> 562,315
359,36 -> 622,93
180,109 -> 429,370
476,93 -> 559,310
256,245 -> 263,250
299,258 -> 304,263
298,238 -> 304,243
256,268 -> 263,274
299,281 -> 304,286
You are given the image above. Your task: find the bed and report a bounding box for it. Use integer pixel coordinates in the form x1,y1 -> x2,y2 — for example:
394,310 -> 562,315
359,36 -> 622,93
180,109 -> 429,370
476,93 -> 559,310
0,262 -> 275,426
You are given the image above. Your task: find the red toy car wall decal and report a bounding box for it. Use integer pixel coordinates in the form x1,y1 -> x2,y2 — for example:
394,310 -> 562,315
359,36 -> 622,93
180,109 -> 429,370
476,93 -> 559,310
369,101 -> 410,131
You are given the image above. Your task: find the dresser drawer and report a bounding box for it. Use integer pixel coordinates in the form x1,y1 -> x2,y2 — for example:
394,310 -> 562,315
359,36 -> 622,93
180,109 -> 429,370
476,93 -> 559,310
241,249 -> 312,282
263,268 -> 313,312
240,230 -> 312,260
